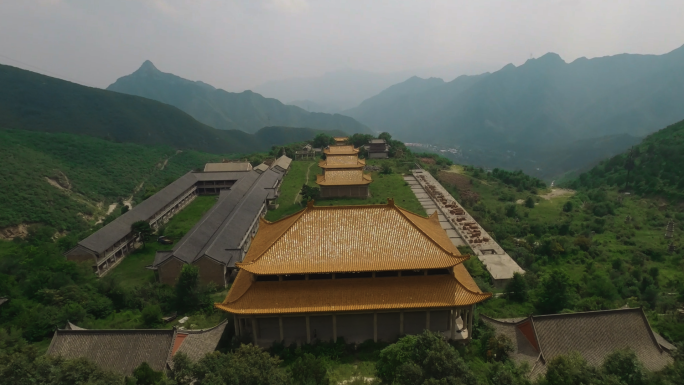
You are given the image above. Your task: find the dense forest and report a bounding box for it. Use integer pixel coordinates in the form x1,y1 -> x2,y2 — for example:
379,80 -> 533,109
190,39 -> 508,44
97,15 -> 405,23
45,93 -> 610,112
0,129 -> 225,231
569,118 -> 684,201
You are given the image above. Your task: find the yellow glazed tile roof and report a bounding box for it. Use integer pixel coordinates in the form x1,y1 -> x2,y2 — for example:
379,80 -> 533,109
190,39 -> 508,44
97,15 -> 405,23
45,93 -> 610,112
324,145 -> 358,155
237,200 -> 467,275
216,269 -> 491,314
319,155 -> 365,169
316,169 -> 372,186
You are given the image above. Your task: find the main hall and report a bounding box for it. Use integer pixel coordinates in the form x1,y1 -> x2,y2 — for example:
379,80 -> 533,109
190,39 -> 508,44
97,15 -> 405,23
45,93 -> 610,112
216,199 -> 491,346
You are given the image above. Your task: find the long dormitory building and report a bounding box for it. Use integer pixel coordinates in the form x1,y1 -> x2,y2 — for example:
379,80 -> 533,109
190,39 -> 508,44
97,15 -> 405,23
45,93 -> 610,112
152,167 -> 285,286
65,156 -> 291,278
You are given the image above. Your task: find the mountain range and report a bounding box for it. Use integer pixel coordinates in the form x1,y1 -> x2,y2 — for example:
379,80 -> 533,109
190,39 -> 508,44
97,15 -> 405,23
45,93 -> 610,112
252,62 -> 500,113
344,45 -> 684,179
0,63 -> 347,155
107,61 -> 372,135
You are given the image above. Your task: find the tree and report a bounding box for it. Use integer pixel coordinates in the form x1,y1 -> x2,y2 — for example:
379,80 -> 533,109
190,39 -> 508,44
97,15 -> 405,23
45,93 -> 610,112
536,270 -> 573,314
312,133 -> 334,148
132,220 -> 153,248
141,304 -> 163,327
544,352 -> 601,385
602,349 -> 646,385
376,331 -> 478,385
289,353 -> 330,385
562,201 -> 573,212
300,184 -> 320,202
132,362 -> 163,385
524,197 -> 535,208
175,264 -> 200,313
190,345 -> 290,385
380,163 -> 393,175
624,149 -> 636,190
486,334 -> 514,362
505,272 -> 528,302
378,132 -> 392,142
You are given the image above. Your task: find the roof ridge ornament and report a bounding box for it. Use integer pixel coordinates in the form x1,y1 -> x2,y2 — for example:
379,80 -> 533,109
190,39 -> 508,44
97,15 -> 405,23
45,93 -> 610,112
387,198 -> 395,206
307,199 -> 315,208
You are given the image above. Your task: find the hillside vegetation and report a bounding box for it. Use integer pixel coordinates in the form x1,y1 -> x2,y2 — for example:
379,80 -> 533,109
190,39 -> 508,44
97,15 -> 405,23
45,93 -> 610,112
436,165 -> 684,344
0,128 -> 225,233
569,118 -> 684,201
107,61 -> 373,134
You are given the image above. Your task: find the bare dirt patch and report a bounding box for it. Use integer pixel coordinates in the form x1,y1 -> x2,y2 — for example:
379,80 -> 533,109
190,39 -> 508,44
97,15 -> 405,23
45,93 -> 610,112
438,171 -> 480,203
539,188 -> 575,200
0,224 -> 30,240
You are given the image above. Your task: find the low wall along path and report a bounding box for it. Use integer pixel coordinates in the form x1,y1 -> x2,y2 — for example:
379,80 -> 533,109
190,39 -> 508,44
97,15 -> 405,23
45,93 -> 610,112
405,169 -> 524,286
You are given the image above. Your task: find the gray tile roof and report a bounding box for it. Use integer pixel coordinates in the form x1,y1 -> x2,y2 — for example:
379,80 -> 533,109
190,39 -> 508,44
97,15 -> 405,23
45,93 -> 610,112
47,329 -> 175,375
174,321 -> 228,362
47,321 -> 228,376
271,155 -> 292,172
480,316 -> 542,373
204,162 -> 252,172
154,169 -> 284,268
254,163 -> 270,174
482,308 -> 673,377
78,171 -> 247,254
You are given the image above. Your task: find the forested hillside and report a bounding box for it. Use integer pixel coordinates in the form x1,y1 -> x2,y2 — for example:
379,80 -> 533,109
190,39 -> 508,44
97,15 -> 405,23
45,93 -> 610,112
0,129 -> 225,233
345,45 -> 684,179
570,119 -> 684,201
107,61 -> 373,134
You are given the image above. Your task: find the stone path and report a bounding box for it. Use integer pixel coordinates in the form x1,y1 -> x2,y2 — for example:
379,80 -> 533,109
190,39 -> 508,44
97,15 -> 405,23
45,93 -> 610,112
404,170 -> 524,286
404,175 -> 466,248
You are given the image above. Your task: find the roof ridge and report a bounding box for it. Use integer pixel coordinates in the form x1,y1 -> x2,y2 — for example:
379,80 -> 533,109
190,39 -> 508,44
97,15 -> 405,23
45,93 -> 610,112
636,307 -> 665,353
55,328 -> 175,334
531,307 -> 641,319
393,205 -> 463,259
180,319 -> 229,334
453,270 -> 491,298
480,314 -> 531,325
529,317 -> 545,363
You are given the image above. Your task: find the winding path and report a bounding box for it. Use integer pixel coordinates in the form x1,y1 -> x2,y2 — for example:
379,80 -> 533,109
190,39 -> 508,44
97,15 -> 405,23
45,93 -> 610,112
294,162 -> 316,205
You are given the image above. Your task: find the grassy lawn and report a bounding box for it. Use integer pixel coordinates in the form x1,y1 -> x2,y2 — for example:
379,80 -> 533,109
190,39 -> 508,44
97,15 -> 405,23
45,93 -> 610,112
265,161 -> 316,221
266,159 -> 426,222
107,195 -> 218,288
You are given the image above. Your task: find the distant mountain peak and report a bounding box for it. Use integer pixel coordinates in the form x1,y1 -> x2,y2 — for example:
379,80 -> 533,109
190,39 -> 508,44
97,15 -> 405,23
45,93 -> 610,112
522,52 -> 565,69
137,60 -> 159,73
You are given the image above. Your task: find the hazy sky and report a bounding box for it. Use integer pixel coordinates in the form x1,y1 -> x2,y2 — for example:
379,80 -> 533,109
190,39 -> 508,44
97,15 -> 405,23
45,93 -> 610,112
1,0 -> 683,91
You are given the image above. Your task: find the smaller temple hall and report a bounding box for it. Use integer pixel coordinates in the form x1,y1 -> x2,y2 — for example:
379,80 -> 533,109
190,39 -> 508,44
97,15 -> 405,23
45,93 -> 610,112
316,138 -> 372,198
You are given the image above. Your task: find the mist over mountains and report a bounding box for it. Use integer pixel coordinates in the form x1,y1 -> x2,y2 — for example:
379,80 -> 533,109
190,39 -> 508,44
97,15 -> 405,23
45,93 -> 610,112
344,45 -> 684,179
252,62 -> 498,113
107,61 -> 372,135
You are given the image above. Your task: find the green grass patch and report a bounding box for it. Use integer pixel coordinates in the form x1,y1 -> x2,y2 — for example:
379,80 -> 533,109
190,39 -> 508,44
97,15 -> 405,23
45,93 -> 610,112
107,196 -> 218,288
265,161 -> 316,221
267,159 -> 426,221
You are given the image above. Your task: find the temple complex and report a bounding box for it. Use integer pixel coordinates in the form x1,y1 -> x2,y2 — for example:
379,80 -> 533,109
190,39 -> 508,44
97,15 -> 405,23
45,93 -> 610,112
316,143 -> 372,198
216,199 -> 491,346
